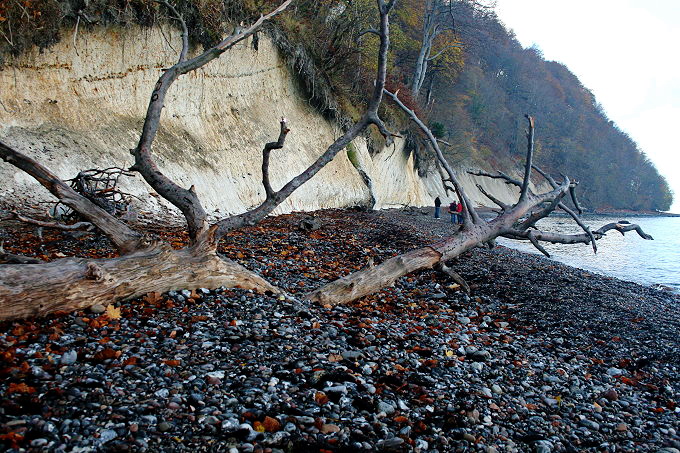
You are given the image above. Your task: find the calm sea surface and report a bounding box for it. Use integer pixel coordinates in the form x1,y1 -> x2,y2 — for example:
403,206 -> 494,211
496,215 -> 680,293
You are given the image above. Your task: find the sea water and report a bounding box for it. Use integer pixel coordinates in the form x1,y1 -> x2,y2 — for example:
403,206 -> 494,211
496,215 -> 680,293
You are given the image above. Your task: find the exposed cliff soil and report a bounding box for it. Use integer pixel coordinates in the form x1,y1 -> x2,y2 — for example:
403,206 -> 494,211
0,24 -> 546,220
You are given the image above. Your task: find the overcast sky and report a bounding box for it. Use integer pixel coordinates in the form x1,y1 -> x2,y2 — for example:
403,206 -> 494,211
494,0 -> 680,213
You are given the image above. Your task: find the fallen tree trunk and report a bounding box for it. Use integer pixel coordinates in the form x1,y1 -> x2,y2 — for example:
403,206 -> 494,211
0,244 -> 278,320
307,222 -> 493,305
308,247 -> 442,305
0,0 -> 402,320
307,109 -> 654,306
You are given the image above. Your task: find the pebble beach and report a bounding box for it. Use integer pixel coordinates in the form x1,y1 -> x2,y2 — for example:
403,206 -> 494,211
1,208 -> 678,452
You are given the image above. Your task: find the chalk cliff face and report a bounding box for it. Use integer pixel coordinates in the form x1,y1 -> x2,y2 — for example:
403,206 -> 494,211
0,25 -> 531,218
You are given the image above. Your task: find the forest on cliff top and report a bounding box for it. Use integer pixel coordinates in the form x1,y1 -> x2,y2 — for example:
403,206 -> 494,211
0,0 -> 673,211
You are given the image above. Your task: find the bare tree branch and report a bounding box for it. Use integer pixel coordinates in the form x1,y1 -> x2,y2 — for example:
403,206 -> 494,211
519,114 -> 535,203
531,221 -> 651,244
130,0 -> 294,246
3,211 -> 93,231
212,0 -> 398,239
468,169 -> 523,188
598,221 -> 653,240
262,118 -> 290,198
383,88 -> 481,227
357,28 -> 380,39
518,181 -> 569,230
531,164 -> 558,187
532,164 -> 597,251
569,185 -> 584,215
509,221 -> 653,248
561,202 -> 598,252
369,115 -> 401,145
532,165 -> 583,215
426,43 -> 463,61
436,261 -> 470,294
475,183 -> 508,211
527,230 -> 551,257
156,0 -> 189,64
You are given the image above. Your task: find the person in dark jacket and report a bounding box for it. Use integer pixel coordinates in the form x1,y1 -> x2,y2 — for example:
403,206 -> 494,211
448,201 -> 457,223
448,200 -> 463,224
434,197 -> 441,219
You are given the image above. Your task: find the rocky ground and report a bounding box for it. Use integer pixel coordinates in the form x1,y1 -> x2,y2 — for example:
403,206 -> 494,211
0,208 -> 678,452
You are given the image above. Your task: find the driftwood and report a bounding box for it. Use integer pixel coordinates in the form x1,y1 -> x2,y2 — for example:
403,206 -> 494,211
0,141 -> 146,254
0,0 -> 401,320
0,0 -> 653,319
0,244 -> 278,319
306,105 -> 653,306
2,210 -> 93,232
63,167 -> 134,220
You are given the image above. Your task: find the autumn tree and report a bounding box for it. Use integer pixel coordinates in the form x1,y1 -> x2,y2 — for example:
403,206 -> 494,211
425,4 -> 671,211
390,0 -> 460,99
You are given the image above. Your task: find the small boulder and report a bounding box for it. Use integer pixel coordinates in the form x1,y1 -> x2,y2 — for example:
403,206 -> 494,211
89,304 -> 106,314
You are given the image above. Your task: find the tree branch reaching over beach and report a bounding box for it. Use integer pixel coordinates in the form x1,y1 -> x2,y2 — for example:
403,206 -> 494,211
0,0 -> 654,320
0,0 -> 412,320
305,112 -> 652,306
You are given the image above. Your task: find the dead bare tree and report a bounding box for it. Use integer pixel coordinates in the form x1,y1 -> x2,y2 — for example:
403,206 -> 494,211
410,0 -> 461,97
306,97 -> 653,306
0,0 -> 401,320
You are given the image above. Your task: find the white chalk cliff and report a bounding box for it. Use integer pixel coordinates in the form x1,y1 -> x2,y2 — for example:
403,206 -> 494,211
0,25 -> 533,219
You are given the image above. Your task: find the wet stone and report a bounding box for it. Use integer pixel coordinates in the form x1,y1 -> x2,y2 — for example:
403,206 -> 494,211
580,419 -> 600,431
377,401 -> 396,415
30,439 -> 48,448
1,210 -> 679,453
378,437 -> 404,449
89,304 -> 106,314
99,429 -> 117,444
60,350 -> 78,365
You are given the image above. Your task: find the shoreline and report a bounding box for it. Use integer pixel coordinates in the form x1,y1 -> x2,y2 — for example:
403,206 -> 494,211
588,210 -> 680,218
0,209 -> 678,451
409,206 -> 680,294
444,205 -> 680,218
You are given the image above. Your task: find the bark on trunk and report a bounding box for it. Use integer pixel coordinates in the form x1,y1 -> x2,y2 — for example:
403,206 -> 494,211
306,223 -> 491,306
307,247 -> 441,306
0,245 -> 279,320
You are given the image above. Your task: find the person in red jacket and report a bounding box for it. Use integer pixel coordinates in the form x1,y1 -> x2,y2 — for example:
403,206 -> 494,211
448,200 -> 463,224
455,200 -> 463,224
448,201 -> 456,224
